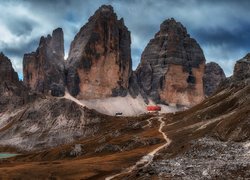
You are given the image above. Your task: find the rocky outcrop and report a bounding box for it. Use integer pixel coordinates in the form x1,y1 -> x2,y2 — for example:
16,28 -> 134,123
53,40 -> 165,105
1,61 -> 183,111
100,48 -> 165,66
136,18 -> 205,106
233,53 -> 250,83
23,28 -> 65,96
66,5 -> 132,99
220,53 -> 250,89
0,52 -> 19,83
0,53 -> 33,112
203,62 -> 226,96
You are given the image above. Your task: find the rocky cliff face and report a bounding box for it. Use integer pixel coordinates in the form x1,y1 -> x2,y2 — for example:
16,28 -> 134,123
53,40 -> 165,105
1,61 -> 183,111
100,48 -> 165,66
0,53 -> 33,112
220,53 -> 250,89
203,62 -> 226,96
23,28 -> 65,96
233,53 -> 250,83
0,52 -> 19,83
66,5 -> 132,99
136,18 -> 205,106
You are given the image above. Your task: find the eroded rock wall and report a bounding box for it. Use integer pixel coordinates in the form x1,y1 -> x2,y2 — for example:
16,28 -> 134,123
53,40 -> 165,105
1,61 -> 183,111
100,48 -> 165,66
23,28 -> 65,96
0,52 -> 19,83
0,53 -> 33,112
136,18 -> 205,106
159,64 -> 205,106
66,5 -> 132,99
203,62 -> 226,96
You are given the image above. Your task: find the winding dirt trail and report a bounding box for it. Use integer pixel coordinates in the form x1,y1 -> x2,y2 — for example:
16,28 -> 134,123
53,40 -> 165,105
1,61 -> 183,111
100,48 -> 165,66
105,116 -> 171,180
142,118 -> 153,128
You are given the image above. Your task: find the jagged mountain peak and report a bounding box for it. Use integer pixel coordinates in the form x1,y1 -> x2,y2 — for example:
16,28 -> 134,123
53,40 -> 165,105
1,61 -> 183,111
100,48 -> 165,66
0,51 -> 5,57
23,27 -> 65,96
157,18 -> 188,37
242,53 -> 250,61
137,18 -> 205,106
0,53 -> 19,83
98,4 -> 114,12
88,4 -> 117,22
66,4 -> 132,99
233,53 -> 250,82
203,62 -> 226,96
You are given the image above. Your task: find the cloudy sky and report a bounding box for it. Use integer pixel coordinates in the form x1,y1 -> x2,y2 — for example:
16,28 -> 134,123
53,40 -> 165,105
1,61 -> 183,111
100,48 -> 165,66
0,0 -> 249,79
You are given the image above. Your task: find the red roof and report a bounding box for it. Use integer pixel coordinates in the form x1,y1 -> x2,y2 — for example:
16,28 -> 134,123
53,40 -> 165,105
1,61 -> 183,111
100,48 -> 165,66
147,106 -> 161,111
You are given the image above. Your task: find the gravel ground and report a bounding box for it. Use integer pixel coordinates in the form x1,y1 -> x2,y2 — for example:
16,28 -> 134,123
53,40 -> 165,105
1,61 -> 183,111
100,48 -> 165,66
146,137 -> 250,179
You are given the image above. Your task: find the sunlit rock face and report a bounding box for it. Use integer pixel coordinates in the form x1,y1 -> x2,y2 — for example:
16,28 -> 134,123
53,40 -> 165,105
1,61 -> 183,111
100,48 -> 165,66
66,5 -> 132,99
23,28 -> 65,96
136,18 -> 205,107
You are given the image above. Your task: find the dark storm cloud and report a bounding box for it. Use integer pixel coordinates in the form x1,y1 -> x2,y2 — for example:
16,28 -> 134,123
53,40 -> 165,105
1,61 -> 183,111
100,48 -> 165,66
5,17 -> 35,36
193,24 -> 250,50
1,40 -> 39,57
0,0 -> 249,78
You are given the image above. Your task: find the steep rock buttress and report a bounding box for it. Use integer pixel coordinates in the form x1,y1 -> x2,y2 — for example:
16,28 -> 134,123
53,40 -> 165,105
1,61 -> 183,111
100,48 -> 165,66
23,28 -> 65,96
0,53 -> 31,112
136,18 -> 205,106
203,62 -> 226,96
66,5 -> 132,99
